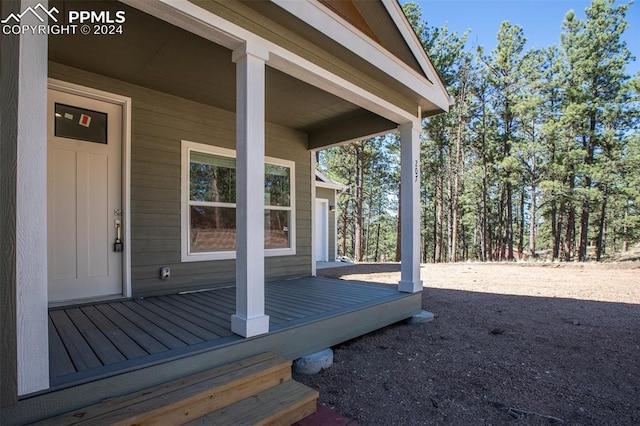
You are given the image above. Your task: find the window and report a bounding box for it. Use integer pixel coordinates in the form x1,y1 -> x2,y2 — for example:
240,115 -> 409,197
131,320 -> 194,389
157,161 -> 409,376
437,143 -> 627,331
54,103 -> 108,144
181,141 -> 295,261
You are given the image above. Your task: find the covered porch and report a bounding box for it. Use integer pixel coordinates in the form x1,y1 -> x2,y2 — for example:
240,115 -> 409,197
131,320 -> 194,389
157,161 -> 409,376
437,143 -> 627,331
2,0 -> 449,419
0,277 -> 421,424
49,277 -> 420,388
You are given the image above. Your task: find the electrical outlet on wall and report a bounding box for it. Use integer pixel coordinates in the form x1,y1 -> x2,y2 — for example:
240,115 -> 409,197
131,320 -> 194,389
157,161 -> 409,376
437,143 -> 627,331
160,267 -> 170,280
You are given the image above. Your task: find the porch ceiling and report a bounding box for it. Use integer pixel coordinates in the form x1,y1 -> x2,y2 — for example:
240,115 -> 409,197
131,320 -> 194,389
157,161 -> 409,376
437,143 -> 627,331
49,1 -> 396,148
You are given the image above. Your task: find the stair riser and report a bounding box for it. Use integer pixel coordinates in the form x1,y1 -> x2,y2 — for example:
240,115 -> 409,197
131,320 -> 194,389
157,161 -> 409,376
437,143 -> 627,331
257,398 -> 318,426
112,365 -> 291,426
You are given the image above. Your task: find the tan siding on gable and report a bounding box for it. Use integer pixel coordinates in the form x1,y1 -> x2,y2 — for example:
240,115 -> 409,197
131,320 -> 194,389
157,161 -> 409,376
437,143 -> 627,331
49,63 -> 312,297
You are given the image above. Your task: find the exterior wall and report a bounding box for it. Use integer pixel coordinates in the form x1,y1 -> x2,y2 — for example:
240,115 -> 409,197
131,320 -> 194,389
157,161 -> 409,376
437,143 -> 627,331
315,187 -> 337,262
49,63 -> 312,297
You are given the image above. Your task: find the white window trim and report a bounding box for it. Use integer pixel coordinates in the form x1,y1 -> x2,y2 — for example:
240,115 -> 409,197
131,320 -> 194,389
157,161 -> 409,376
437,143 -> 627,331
181,140 -> 296,262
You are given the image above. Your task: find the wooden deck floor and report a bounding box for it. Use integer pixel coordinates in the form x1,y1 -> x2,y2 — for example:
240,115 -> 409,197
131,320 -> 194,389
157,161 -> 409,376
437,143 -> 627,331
48,277 -> 402,387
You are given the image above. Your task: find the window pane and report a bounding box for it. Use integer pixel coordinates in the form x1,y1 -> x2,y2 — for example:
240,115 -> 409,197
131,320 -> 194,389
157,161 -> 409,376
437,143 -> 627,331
190,152 -> 236,203
265,209 -> 289,249
265,164 -> 290,207
54,103 -> 107,144
190,206 -> 236,252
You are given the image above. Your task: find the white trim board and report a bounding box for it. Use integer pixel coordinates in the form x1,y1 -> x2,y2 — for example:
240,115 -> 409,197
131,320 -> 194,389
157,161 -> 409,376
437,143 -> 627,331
315,198 -> 329,262
315,170 -> 347,191
271,0 -> 450,112
181,140 -> 297,262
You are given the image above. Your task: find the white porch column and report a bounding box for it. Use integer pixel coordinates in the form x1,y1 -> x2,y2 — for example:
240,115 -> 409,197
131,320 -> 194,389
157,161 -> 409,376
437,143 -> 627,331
398,121 -> 423,293
0,0 -> 50,396
231,43 -> 270,337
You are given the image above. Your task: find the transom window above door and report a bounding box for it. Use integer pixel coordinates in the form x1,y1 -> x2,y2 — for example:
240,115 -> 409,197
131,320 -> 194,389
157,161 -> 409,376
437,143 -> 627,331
181,141 -> 296,262
54,103 -> 108,144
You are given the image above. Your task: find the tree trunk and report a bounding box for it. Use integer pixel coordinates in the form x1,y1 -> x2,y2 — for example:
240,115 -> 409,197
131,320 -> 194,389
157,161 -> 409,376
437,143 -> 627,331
596,186 -> 608,261
579,117 -> 596,262
565,209 -> 575,261
622,202 -> 629,252
564,176 -> 576,261
506,182 -> 514,261
578,194 -> 590,261
450,72 -> 467,263
551,202 -> 560,260
447,169 -> 454,262
340,199 -> 349,257
422,200 -> 429,263
481,164 -> 489,262
495,190 -> 505,261
435,175 -> 444,262
374,222 -> 381,262
518,187 -> 525,257
395,184 -> 402,262
529,162 -> 537,258
353,147 -> 364,262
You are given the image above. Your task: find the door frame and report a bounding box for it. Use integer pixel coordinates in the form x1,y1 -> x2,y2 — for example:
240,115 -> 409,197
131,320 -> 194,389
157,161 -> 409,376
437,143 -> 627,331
48,79 -> 132,299
315,198 -> 329,262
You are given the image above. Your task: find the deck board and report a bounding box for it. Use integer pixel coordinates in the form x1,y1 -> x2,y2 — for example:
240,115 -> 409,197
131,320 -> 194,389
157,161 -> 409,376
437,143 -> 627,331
94,304 -> 169,354
109,303 -> 189,349
48,277 -> 409,386
81,305 -> 148,360
124,300 -> 208,344
265,290 -> 343,312
196,288 -> 293,324
144,297 -> 231,337
49,310 -> 102,372
173,294 -> 235,321
161,295 -> 235,332
65,307 -> 127,365
48,317 -> 76,377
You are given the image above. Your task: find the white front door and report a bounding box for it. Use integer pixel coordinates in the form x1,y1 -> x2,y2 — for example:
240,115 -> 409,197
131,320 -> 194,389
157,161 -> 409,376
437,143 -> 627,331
48,88 -> 123,303
315,199 -> 329,262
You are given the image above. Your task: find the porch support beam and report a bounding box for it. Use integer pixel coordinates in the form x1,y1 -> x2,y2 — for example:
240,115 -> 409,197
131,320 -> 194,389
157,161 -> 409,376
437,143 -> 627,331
398,121 -> 423,293
307,113 -> 396,150
0,0 -> 50,398
231,42 -> 270,338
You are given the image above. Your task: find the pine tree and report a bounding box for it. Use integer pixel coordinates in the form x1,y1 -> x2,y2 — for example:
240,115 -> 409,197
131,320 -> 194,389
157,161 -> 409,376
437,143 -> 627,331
479,21 -> 527,260
560,0 -> 634,260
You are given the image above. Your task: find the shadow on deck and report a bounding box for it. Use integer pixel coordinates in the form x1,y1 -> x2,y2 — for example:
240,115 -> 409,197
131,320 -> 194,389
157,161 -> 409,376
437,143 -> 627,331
48,276 -> 420,390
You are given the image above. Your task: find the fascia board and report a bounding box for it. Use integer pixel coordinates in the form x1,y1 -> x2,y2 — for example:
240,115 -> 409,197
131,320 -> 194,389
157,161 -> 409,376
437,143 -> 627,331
271,0 -> 449,112
380,0 -> 450,103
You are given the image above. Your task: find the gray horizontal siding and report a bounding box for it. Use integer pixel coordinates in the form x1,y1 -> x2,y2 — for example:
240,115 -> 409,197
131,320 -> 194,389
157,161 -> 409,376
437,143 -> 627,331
49,63 -> 312,297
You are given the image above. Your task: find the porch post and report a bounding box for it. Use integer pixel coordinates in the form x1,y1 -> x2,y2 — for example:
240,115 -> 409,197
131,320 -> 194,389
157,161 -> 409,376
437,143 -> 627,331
398,121 -> 423,293
0,0 -> 50,398
231,42 -> 270,337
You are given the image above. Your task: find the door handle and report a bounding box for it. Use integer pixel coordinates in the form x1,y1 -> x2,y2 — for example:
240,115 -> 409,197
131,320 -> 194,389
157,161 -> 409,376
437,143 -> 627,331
114,220 -> 123,252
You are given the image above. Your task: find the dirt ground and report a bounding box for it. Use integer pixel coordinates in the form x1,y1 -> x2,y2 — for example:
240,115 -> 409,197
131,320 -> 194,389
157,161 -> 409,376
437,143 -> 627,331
294,262 -> 640,425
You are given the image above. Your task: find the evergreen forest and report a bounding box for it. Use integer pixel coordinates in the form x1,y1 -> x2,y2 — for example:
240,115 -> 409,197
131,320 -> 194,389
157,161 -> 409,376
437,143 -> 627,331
317,0 -> 640,263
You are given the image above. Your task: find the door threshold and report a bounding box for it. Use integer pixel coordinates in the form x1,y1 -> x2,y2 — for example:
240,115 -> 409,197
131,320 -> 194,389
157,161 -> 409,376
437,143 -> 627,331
48,294 -> 128,309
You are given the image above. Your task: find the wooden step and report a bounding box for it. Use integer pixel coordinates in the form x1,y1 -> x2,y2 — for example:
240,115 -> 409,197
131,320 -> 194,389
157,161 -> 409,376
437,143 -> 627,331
186,379 -> 319,426
39,352 -> 293,425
